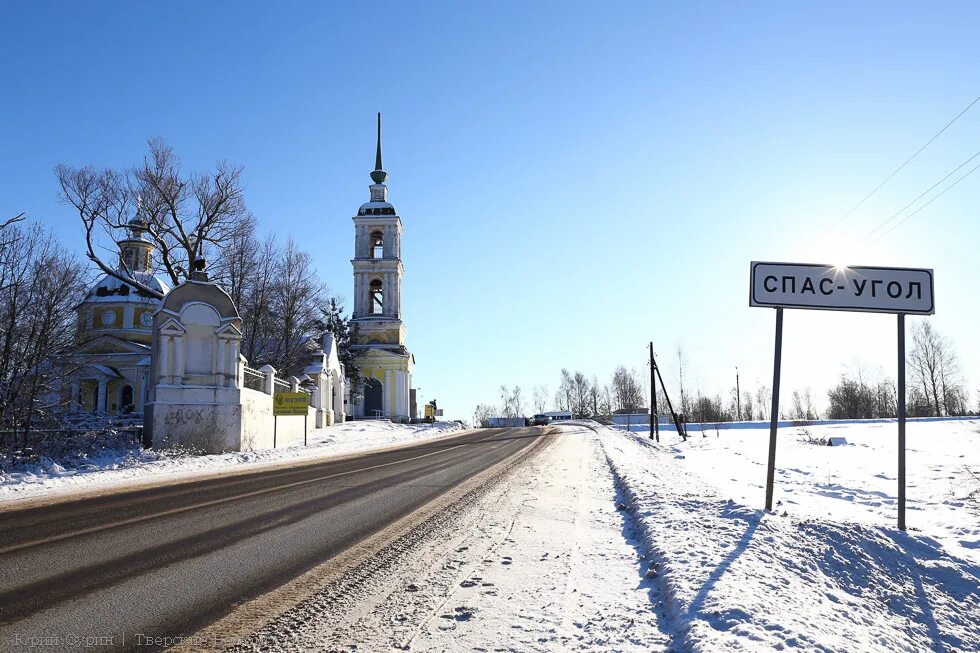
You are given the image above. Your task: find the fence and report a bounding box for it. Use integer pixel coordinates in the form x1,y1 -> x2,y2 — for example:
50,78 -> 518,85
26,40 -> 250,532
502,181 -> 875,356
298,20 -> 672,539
243,366 -> 264,392
0,422 -> 145,469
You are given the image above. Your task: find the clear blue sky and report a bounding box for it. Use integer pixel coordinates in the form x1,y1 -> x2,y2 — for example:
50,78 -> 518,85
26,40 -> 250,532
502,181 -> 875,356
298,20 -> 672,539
3,1 -> 979,420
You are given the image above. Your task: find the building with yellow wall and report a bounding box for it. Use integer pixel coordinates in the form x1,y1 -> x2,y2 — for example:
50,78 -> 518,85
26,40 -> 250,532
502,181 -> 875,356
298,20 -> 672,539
66,216 -> 170,414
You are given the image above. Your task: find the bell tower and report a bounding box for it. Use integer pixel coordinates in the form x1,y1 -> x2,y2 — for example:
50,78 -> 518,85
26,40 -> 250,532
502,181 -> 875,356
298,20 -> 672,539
349,114 -> 413,419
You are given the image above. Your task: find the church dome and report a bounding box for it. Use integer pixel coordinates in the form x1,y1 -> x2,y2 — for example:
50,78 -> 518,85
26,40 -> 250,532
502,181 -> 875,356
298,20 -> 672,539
357,201 -> 397,216
76,272 -> 170,344
75,213 -> 170,344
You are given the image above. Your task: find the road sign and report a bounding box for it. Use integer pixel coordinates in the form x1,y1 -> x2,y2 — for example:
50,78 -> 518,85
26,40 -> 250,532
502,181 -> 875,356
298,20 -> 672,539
750,262 -> 934,315
274,392 -> 309,416
749,260 -> 934,530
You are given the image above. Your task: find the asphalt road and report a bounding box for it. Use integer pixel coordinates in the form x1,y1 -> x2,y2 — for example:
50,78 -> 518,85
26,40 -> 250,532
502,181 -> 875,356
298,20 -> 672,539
0,426 -> 550,652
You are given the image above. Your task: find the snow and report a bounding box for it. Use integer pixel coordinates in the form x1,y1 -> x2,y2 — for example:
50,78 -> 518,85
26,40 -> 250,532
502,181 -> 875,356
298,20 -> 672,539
597,421 -> 980,652
233,424 -> 675,651
620,418 -> 980,565
0,420 -> 464,506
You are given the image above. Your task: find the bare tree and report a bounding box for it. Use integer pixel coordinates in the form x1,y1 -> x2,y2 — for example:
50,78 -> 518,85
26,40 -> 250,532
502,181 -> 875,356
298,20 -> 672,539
559,369 -> 573,414
611,366 -> 645,413
532,385 -> 548,413
909,320 -> 964,416
473,403 -> 497,428
755,385 -> 772,420
677,347 -> 690,414
571,371 -> 591,418
498,385 -> 525,418
0,220 -> 85,444
269,239 -> 328,373
56,138 -> 252,298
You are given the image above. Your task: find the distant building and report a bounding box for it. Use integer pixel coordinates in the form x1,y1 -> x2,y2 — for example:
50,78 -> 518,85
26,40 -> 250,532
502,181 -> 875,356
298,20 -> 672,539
544,411 -> 573,421
348,114 -> 414,419
62,216 -> 170,415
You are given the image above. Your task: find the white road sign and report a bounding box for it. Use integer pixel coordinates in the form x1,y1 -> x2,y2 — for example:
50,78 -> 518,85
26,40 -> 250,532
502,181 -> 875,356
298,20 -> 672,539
750,262 -> 934,315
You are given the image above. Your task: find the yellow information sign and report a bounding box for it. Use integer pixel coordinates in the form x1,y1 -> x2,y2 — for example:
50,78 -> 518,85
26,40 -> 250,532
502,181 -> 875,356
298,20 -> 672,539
274,392 -> 309,416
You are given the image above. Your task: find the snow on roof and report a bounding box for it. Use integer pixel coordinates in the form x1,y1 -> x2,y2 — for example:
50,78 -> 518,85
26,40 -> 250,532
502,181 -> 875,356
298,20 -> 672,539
88,364 -> 122,378
80,272 -> 170,305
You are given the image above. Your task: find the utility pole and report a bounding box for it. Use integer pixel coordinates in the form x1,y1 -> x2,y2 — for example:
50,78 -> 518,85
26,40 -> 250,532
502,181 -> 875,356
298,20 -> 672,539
736,366 -> 742,421
649,342 -> 659,442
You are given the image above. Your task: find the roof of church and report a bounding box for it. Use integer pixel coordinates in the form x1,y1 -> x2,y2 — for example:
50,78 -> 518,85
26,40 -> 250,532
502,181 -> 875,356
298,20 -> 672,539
79,271 -> 170,306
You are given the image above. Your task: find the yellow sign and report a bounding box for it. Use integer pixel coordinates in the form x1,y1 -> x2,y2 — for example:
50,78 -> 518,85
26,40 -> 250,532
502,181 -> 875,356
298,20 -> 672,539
424,404 -> 434,418
274,392 -> 309,416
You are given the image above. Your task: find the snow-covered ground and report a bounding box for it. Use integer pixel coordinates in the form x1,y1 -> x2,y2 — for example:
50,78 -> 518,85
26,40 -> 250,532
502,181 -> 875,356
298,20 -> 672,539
600,421 -> 980,652
621,418 -> 980,565
0,420 -> 464,505
224,425 -> 675,652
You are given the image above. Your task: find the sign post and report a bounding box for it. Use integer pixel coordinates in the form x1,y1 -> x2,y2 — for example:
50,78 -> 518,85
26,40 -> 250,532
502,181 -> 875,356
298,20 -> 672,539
274,392 -> 310,448
750,262 -> 934,529
764,308 -> 783,512
897,313 -> 906,530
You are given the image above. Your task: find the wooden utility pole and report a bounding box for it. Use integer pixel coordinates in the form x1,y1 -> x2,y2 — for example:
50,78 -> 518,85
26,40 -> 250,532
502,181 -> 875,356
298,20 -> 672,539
649,342 -> 659,442
736,366 -> 742,421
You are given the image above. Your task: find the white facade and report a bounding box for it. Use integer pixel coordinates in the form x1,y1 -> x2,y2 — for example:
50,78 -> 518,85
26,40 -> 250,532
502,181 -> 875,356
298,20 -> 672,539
349,114 -> 414,420
146,269 -> 344,452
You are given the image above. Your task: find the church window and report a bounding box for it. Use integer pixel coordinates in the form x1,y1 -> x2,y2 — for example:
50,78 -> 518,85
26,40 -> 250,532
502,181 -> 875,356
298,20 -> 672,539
370,230 -> 384,258
120,385 -> 134,412
370,279 -> 383,314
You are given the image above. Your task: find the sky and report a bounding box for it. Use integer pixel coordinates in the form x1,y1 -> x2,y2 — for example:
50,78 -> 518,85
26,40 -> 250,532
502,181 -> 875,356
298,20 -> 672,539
2,1 -> 979,421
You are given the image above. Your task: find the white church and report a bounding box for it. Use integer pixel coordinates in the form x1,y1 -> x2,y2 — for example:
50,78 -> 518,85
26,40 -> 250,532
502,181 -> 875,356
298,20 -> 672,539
347,114 -> 415,420
59,114 -> 417,451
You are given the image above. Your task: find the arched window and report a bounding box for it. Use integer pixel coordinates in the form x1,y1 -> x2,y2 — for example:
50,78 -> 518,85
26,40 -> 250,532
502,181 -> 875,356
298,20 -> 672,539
370,279 -> 383,315
120,385 -> 134,412
370,230 -> 384,259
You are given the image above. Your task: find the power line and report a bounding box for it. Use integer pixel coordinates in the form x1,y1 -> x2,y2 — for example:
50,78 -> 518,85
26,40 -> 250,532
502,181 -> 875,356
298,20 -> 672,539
868,157 -> 980,245
854,147 -> 980,246
818,92 -> 980,240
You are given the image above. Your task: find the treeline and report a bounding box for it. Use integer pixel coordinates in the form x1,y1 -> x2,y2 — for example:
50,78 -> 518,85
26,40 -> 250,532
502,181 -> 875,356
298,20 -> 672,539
826,321 -> 972,419
474,365 -> 650,426
0,217 -> 86,437
477,320 -> 977,428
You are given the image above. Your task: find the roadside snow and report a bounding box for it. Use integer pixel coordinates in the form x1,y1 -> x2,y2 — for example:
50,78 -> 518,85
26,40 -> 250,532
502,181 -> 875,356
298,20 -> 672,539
599,423 -> 980,652
628,419 -> 980,565
0,421 -> 464,505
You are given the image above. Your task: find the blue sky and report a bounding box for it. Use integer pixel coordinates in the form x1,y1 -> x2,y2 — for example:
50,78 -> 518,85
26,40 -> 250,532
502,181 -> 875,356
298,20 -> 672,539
3,1 -> 979,419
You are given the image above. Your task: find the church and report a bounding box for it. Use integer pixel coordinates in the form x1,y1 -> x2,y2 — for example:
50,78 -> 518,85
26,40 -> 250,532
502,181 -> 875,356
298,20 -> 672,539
64,216 -> 170,415
347,114 -> 416,420
59,114 -> 417,428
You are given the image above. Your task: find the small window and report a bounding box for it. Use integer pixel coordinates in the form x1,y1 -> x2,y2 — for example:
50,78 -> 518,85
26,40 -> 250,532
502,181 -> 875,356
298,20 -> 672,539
370,230 -> 384,259
370,279 -> 383,314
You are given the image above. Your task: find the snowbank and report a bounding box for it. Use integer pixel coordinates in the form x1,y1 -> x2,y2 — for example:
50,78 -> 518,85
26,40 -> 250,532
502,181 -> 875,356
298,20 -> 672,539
0,420 -> 464,505
595,423 -> 980,652
625,418 -> 980,564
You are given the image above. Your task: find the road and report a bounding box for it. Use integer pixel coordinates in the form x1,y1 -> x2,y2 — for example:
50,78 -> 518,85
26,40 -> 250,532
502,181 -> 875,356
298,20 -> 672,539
0,426 -> 551,652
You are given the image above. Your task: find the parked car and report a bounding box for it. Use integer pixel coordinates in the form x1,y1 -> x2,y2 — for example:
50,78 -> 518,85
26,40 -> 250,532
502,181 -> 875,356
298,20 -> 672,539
530,414 -> 550,426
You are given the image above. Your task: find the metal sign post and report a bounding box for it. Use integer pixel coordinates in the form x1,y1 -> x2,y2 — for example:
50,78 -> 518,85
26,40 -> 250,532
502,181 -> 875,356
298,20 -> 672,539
750,262 -> 934,530
897,313 -> 906,530
764,308 -> 784,512
273,392 -> 311,449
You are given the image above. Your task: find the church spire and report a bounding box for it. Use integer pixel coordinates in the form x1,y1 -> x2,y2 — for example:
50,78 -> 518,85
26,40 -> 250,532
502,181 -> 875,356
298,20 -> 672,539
370,112 -> 388,184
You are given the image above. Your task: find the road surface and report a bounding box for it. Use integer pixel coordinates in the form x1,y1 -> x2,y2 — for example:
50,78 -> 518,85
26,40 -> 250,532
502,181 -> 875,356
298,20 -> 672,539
0,426 -> 551,651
